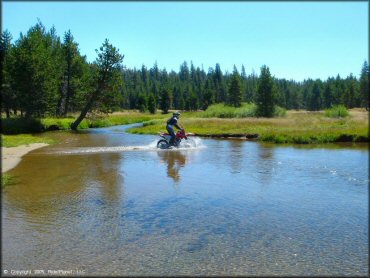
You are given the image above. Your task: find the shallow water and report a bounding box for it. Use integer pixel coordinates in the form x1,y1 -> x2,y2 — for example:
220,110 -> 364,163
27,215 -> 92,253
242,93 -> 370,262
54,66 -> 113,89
2,124 -> 368,276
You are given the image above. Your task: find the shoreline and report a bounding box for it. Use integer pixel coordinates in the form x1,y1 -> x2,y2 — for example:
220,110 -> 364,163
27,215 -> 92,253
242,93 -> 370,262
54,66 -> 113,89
2,143 -> 49,173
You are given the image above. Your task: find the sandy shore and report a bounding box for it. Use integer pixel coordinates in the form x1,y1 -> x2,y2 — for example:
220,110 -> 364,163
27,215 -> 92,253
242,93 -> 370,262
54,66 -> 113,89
2,143 -> 49,173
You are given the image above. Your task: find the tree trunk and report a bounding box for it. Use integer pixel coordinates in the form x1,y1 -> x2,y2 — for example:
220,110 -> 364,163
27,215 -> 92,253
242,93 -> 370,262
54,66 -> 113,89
71,94 -> 96,130
5,108 -> 10,118
63,71 -> 71,117
56,76 -> 67,117
71,71 -> 107,130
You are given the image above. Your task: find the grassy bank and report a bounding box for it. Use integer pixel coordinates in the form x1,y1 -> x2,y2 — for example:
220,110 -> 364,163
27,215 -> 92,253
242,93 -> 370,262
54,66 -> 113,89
1,109 -> 368,144
128,109 -> 369,144
2,134 -> 55,148
1,111 -> 168,134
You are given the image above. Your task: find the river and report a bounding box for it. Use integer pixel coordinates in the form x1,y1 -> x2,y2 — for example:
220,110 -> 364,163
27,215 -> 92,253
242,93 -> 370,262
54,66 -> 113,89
2,124 -> 368,276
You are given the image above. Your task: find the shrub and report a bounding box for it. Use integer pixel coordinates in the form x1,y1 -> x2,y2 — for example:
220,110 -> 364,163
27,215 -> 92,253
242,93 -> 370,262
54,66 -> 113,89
273,106 -> 287,117
202,103 -> 257,118
1,118 -> 44,134
325,105 -> 349,118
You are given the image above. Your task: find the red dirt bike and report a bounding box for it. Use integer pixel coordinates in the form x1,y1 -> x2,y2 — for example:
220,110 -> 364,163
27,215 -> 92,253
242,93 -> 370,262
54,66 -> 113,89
157,129 -> 194,149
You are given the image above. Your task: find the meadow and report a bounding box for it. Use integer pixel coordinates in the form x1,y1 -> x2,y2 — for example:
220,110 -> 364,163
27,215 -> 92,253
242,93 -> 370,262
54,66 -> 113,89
1,106 -> 368,146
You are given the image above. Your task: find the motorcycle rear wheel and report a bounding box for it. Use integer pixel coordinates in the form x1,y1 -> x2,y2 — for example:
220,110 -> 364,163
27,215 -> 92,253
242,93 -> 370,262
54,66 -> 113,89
157,139 -> 170,149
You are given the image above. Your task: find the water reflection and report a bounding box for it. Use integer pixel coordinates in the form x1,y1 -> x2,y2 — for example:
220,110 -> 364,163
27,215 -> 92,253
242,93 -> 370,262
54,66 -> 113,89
3,147 -> 123,232
2,127 -> 368,276
256,144 -> 275,185
228,140 -> 244,174
157,151 -> 187,183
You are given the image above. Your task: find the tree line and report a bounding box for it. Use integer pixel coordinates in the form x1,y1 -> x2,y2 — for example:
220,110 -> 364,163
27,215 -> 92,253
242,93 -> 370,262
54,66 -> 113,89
1,21 -> 369,126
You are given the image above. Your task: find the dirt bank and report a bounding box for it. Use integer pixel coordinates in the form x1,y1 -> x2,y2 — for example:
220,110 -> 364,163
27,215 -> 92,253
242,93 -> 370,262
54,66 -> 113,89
2,143 -> 48,173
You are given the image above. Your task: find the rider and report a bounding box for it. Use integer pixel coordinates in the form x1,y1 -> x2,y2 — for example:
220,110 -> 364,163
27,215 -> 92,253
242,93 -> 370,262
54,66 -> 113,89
166,111 -> 183,146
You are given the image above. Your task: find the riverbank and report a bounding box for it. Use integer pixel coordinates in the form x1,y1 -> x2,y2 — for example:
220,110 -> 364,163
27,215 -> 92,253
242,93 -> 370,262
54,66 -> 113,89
2,143 -> 49,173
1,109 -> 368,144
127,109 -> 369,144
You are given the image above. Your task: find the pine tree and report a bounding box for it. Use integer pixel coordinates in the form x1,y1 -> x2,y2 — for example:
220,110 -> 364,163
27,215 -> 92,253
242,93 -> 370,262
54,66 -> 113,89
57,30 -> 82,116
359,61 -> 369,110
12,21 -> 61,117
228,69 -> 242,107
188,91 -> 199,111
343,74 -> 359,108
137,94 -> 147,112
160,87 -> 172,114
308,81 -> 322,111
148,93 -> 156,114
0,30 -> 14,118
71,39 -> 124,130
323,80 -> 333,108
256,65 -> 277,117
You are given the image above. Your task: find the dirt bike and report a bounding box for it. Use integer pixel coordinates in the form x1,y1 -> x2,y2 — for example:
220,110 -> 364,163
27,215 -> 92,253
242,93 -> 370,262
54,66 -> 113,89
157,129 -> 193,149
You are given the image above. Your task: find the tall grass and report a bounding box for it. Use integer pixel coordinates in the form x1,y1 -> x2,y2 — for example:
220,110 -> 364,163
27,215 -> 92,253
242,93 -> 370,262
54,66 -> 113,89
201,103 -> 286,118
325,105 -> 349,118
202,103 -> 257,118
128,110 -> 368,143
1,173 -> 17,188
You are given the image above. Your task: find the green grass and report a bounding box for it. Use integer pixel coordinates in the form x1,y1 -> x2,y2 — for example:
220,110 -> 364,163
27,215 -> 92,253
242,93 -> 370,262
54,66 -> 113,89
88,112 -> 168,127
200,103 -> 286,118
1,173 -> 17,188
201,103 -> 257,118
1,111 -> 169,134
2,134 -> 55,147
127,110 -> 368,144
325,105 -> 349,118
1,109 -> 367,144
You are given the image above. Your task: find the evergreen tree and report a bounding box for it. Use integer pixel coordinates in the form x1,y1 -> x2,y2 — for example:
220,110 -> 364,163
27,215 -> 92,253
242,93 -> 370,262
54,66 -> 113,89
323,80 -> 333,108
202,79 -> 215,110
179,61 -> 190,82
241,65 -> 247,80
188,91 -> 199,111
12,21 -> 62,117
343,74 -> 359,108
71,39 -> 124,129
0,30 -> 14,118
57,30 -> 83,116
256,65 -> 277,117
178,93 -> 185,111
308,81 -> 322,111
228,69 -> 242,107
148,93 -> 156,114
137,93 -> 147,112
160,87 -> 172,114
359,61 -> 369,110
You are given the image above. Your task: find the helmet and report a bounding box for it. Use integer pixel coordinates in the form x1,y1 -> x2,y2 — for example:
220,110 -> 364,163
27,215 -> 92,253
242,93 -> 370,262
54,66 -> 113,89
173,111 -> 180,117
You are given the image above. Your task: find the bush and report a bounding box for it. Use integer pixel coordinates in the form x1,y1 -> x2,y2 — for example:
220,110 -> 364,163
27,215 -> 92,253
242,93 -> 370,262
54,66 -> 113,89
1,118 -> 44,134
201,103 -> 286,118
325,105 -> 349,118
202,103 -> 257,118
273,106 -> 286,117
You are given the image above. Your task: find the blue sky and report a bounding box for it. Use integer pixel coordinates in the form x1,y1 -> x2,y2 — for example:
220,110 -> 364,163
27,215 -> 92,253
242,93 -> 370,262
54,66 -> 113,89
2,1 -> 368,81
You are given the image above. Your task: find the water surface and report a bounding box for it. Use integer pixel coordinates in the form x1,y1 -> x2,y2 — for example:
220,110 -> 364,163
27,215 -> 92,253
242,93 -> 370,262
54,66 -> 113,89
2,124 -> 368,276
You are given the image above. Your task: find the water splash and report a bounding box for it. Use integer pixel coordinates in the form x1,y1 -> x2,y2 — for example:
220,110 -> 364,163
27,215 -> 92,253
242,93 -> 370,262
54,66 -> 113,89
53,137 -> 205,155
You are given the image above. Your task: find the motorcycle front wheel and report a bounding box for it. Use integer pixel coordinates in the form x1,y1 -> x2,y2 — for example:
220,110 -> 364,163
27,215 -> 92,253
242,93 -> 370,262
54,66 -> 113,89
157,139 -> 170,149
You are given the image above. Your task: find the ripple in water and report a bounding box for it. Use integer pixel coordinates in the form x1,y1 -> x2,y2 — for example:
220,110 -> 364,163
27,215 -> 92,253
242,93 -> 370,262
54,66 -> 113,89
51,137 -> 206,155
